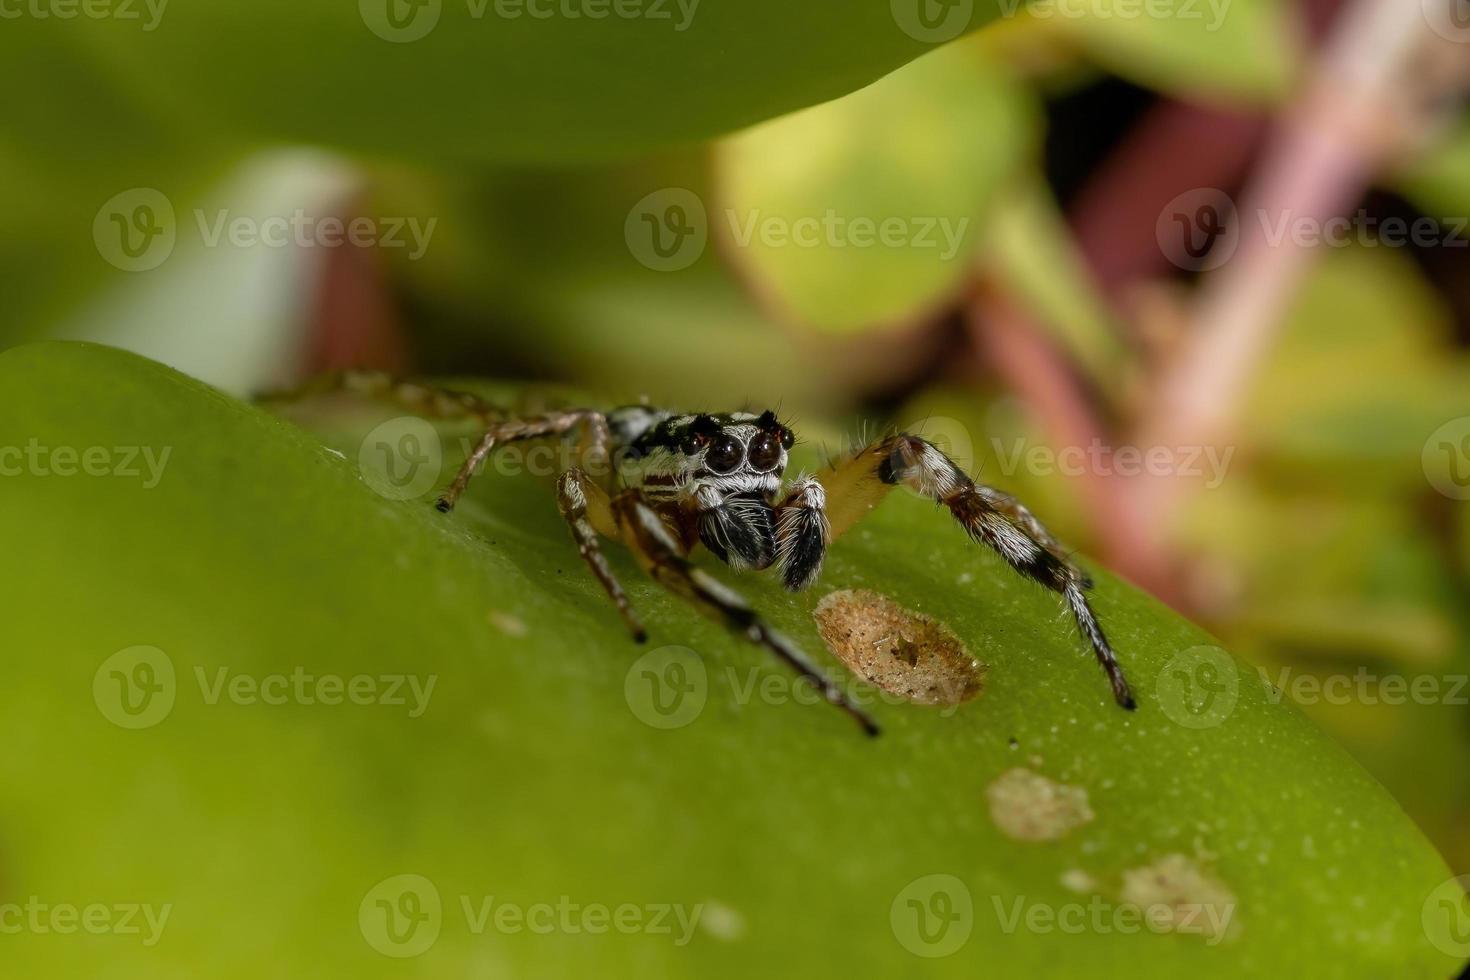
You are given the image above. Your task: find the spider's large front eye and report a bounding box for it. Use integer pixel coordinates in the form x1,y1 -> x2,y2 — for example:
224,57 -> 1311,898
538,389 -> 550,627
747,431 -> 783,472
705,434 -> 744,473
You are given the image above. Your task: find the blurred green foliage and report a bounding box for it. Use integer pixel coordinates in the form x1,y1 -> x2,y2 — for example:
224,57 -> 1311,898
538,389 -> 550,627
3,0 -> 1470,970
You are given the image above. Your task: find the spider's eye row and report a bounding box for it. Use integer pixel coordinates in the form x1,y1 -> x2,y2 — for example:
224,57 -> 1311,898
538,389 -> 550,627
705,434 -> 744,473
748,431 -> 783,472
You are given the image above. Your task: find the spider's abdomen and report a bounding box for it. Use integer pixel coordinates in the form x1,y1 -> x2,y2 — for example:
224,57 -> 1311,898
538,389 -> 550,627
606,405 -> 671,455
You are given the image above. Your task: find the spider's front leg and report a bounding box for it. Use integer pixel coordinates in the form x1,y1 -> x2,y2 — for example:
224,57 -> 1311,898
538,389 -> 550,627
436,409 -> 605,512
613,491 -> 879,736
257,370 -> 499,421
557,468 -> 646,644
816,433 -> 1136,710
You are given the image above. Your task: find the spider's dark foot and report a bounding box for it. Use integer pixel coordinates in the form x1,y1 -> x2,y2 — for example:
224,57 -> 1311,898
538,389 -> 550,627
632,628 -> 648,644
434,497 -> 454,513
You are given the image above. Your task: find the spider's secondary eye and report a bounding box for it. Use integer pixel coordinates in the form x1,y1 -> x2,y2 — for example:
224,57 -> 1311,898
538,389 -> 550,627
748,431 -> 783,471
705,434 -> 744,473
778,427 -> 795,450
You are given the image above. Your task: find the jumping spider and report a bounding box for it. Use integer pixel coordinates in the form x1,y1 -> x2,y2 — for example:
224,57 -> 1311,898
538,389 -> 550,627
270,375 -> 1136,736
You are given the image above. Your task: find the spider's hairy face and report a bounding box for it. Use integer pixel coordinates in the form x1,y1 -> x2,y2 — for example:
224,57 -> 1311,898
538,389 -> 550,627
619,409 -> 795,500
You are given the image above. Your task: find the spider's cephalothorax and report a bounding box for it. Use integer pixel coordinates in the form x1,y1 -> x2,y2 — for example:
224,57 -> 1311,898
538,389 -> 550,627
265,375 -> 1137,737
612,409 -> 805,580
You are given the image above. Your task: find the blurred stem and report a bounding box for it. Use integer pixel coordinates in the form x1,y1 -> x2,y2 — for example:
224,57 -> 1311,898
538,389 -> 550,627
968,284 -> 1181,603
1130,0 -> 1461,545
972,0 -> 1464,606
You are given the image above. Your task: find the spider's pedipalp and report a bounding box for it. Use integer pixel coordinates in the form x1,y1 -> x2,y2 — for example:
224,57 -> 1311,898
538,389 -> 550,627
694,487 -> 776,571
613,492 -> 879,736
774,476 -> 830,592
817,433 -> 1136,710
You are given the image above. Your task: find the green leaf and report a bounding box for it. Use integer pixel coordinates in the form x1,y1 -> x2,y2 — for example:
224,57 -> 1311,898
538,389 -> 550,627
715,40 -> 1038,333
0,341 -> 1460,977
1396,118 -> 1470,218
0,3 -> 1006,165
981,177 -> 1132,398
1037,0 -> 1299,104
1242,246 -> 1470,483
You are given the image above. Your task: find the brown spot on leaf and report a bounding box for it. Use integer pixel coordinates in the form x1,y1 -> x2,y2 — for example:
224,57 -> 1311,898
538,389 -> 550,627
812,589 -> 983,705
1120,854 -> 1239,942
985,767 -> 1094,842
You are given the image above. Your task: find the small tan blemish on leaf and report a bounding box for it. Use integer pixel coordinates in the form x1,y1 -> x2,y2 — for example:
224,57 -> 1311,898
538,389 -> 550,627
488,610 -> 528,637
985,767 -> 1094,842
812,589 -> 984,706
1120,854 -> 1239,943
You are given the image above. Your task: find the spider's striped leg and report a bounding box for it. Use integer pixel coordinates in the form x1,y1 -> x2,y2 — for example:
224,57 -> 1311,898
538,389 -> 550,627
815,433 -> 1135,710
557,468 -> 645,643
256,371 -> 498,422
436,410 -> 604,513
613,492 -> 879,736
773,476 -> 830,592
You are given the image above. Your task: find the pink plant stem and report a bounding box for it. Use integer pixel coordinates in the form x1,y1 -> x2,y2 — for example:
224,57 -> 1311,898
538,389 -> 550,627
1130,0 -> 1439,544
969,287 -> 1180,601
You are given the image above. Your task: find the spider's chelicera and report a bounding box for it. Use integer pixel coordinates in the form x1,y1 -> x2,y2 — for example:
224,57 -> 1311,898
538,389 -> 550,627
269,375 -> 1137,736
